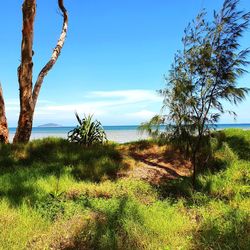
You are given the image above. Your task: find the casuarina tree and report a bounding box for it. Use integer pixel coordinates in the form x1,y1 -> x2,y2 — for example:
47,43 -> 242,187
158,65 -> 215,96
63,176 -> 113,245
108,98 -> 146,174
141,0 -> 250,187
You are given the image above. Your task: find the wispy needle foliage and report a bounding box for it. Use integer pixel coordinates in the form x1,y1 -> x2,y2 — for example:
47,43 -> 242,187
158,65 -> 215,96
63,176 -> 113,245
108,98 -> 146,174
141,0 -> 250,187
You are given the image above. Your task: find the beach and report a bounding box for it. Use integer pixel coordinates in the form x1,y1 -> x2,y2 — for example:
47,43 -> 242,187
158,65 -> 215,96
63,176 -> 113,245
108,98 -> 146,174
8,124 -> 250,143
8,126 -> 149,143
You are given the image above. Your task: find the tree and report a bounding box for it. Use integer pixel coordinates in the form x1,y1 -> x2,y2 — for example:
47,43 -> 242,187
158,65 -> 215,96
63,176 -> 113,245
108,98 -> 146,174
142,0 -> 250,187
0,0 -> 68,144
0,83 -> 9,143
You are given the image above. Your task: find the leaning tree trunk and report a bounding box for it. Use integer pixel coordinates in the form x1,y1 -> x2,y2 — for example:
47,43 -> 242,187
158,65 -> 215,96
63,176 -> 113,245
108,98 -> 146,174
13,0 -> 36,143
13,0 -> 68,144
0,83 -> 9,143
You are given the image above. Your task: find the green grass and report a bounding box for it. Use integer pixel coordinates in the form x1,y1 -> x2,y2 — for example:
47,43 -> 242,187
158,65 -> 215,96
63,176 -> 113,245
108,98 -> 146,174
0,129 -> 249,249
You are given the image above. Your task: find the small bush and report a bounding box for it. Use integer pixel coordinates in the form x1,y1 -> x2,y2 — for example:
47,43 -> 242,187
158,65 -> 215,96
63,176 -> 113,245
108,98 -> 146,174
68,113 -> 107,146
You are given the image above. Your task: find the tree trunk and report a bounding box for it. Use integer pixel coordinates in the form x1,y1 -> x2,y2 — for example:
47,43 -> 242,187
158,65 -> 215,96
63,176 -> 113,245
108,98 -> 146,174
192,153 -> 197,189
0,83 -> 9,143
13,0 -> 68,144
191,133 -> 203,190
13,0 -> 36,144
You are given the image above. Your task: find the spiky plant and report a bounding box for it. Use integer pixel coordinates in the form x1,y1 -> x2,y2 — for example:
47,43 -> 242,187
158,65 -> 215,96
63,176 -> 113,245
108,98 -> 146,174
68,113 -> 108,146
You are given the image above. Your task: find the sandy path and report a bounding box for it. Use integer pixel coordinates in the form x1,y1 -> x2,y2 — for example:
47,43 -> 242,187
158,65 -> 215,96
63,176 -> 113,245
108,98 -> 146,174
119,143 -> 192,185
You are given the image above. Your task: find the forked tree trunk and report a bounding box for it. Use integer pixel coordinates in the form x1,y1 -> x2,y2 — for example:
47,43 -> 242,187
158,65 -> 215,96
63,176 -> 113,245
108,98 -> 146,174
0,83 -> 9,143
13,0 -> 68,144
13,0 -> 36,143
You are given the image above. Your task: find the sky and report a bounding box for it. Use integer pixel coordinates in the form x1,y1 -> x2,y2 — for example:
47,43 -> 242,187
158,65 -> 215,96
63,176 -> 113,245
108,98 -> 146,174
0,0 -> 250,127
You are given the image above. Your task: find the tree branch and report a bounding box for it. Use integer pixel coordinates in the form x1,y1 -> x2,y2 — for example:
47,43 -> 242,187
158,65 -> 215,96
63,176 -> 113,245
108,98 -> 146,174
32,0 -> 68,106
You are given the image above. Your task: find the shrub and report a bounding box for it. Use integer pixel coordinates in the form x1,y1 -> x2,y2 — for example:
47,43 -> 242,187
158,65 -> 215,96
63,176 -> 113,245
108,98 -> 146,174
68,113 -> 107,146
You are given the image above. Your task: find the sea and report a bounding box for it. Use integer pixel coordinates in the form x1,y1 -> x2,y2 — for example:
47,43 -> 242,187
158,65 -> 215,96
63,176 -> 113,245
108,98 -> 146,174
8,124 -> 250,143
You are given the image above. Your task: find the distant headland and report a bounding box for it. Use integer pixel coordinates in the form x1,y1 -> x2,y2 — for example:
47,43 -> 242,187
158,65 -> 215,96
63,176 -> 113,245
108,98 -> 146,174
37,123 -> 62,128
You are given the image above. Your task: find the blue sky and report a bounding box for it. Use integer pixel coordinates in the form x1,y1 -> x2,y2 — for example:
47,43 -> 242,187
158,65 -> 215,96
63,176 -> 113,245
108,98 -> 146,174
0,0 -> 250,126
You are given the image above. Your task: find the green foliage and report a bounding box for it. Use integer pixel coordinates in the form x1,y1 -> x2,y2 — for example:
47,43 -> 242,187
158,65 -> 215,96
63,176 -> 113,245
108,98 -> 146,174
68,113 -> 108,146
138,115 -> 166,139
163,0 -> 250,152
195,202 -> 250,250
141,0 -> 250,187
74,197 -> 192,250
0,130 -> 250,249
222,128 -> 250,160
36,193 -> 66,221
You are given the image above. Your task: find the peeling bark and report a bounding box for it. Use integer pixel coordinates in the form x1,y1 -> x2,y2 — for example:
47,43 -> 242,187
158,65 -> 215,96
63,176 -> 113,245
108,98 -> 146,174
14,0 -> 68,143
0,83 -> 9,143
13,0 -> 36,144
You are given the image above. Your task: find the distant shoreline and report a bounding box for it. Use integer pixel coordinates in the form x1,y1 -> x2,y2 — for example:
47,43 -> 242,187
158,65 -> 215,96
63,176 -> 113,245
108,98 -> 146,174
9,123 -> 250,129
8,124 -> 250,143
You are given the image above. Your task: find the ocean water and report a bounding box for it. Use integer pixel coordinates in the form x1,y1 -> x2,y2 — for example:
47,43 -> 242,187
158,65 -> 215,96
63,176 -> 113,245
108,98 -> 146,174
8,126 -> 149,143
8,124 -> 250,143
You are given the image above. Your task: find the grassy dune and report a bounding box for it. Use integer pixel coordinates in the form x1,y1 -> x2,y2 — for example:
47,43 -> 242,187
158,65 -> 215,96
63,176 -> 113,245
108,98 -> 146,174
0,129 -> 249,249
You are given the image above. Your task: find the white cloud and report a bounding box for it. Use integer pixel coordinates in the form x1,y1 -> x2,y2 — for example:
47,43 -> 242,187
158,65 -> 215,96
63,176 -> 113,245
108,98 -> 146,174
125,110 -> 157,119
6,89 -> 249,126
40,90 -> 160,113
88,89 -> 161,102
5,99 -> 19,105
5,89 -> 162,126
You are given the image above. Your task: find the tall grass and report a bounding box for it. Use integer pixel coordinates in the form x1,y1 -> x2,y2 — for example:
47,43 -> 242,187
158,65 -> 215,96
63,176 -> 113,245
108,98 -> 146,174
0,130 -> 249,249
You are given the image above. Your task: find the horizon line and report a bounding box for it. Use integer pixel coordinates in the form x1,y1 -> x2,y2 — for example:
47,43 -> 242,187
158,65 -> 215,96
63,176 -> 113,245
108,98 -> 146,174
8,122 -> 250,129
